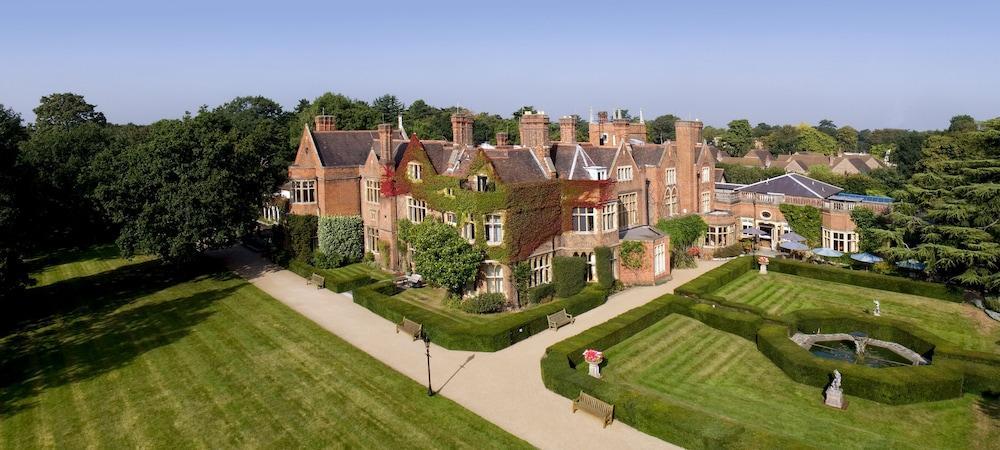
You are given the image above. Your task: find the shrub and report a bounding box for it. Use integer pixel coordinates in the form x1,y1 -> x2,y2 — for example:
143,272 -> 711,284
407,220 -> 483,293
767,258 -> 963,302
712,243 -> 744,258
553,256 -> 587,297
281,215 -> 318,262
594,246 -> 614,289
312,250 -> 343,269
512,261 -> 531,306
317,215 -> 363,266
655,215 -> 708,250
619,241 -> 645,270
461,292 -> 506,314
527,283 -> 556,304
984,297 -> 1000,312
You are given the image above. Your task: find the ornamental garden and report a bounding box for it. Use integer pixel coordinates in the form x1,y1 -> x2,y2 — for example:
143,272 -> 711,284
542,256 -> 1000,449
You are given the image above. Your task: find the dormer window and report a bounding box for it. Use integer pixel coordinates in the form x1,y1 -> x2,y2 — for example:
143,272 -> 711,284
585,166 -> 607,180
408,162 -> 422,180
475,175 -> 491,192
616,166 -> 633,181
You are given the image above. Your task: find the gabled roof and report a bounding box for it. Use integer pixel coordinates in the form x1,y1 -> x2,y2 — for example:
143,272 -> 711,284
484,149 -> 547,183
311,129 -> 404,167
736,173 -> 843,199
630,144 -> 665,166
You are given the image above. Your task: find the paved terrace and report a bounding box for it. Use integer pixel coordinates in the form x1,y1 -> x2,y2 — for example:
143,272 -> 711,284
215,246 -> 727,450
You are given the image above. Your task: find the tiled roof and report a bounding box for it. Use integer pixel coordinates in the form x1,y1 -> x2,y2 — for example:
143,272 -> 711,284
736,173 -> 843,199
485,149 -> 546,183
311,130 -> 404,167
631,144 -> 664,166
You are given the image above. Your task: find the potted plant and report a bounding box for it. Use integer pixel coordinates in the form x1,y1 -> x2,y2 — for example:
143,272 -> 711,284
757,255 -> 770,274
582,349 -> 604,379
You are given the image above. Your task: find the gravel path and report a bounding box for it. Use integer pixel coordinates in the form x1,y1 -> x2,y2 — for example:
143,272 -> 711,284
215,246 -> 725,450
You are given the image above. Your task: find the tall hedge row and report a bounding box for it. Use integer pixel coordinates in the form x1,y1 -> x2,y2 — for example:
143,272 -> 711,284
317,215 -> 364,267
594,246 -> 614,290
552,256 -> 588,297
353,282 -> 609,352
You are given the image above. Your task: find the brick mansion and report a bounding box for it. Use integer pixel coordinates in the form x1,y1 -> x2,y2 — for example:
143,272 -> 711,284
280,110 -> 890,301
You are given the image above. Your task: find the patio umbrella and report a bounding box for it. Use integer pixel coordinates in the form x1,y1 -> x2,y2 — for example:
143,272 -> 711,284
779,241 -> 810,251
743,227 -> 768,237
895,259 -> 927,270
850,252 -> 884,264
781,231 -> 807,242
811,247 -> 844,258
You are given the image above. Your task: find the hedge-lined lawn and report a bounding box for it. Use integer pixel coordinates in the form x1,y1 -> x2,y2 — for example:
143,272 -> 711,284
327,262 -> 392,283
715,271 -> 1000,353
598,314 -> 998,448
394,287 -> 507,325
0,250 -> 529,449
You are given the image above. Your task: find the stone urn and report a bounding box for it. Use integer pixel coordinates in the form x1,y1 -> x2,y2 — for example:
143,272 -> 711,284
583,349 -> 604,379
758,256 -> 770,274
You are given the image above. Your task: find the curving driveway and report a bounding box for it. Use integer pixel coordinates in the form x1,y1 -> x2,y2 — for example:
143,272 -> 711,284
215,246 -> 725,450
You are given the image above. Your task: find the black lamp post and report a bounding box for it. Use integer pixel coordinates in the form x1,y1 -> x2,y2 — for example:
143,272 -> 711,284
422,332 -> 434,396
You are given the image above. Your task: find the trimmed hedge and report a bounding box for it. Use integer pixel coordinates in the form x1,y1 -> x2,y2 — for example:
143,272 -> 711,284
527,283 -> 555,304
756,324 -> 964,405
540,294 -> 803,449
353,282 -> 609,352
768,258 -> 963,303
552,256 -> 587,297
287,260 -> 382,293
674,256 -> 753,298
594,246 -> 614,290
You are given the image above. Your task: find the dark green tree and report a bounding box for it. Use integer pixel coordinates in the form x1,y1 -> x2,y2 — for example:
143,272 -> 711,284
287,92 -> 378,148
817,119 -> 837,137
763,125 -> 800,154
836,125 -> 858,152
647,114 -> 679,143
720,119 -> 753,156
0,105 -> 32,300
948,114 -> 977,133
372,94 -> 405,123
406,220 -> 483,294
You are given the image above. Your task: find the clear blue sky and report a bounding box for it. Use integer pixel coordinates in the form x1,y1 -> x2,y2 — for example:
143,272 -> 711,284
2,0 -> 998,130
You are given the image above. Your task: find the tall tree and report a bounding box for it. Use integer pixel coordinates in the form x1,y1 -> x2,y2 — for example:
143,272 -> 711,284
948,114 -> 977,133
0,105 -> 31,300
372,94 -> 405,123
795,124 -> 838,155
719,119 -> 753,156
835,125 -> 858,152
287,92 -> 378,148
93,97 -> 290,262
647,114 -> 679,143
816,119 -> 837,137
763,125 -> 800,154
19,93 -> 111,248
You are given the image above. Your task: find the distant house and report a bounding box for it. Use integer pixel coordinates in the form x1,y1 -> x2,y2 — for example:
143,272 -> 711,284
774,152 -> 888,175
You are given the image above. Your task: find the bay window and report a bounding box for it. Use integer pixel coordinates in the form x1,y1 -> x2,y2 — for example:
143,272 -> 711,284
292,180 -> 316,203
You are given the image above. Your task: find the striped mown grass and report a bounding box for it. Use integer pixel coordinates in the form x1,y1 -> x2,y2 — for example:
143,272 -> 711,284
394,288 -> 499,325
326,262 -> 392,284
28,245 -> 155,288
715,271 -> 1000,353
0,248 -> 529,449
598,314 -> 1000,449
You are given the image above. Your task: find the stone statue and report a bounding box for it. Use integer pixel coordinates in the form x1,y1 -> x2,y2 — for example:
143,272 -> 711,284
825,369 -> 845,409
831,370 -> 842,390
873,300 -> 881,317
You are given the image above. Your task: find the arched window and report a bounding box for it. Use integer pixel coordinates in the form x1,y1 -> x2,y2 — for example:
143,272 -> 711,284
665,187 -> 678,217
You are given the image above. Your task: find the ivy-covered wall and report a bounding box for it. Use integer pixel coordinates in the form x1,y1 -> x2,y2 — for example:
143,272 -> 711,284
778,204 -> 821,247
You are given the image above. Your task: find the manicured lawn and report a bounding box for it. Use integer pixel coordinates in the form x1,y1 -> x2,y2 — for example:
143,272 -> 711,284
326,262 -> 393,283
28,244 -> 154,287
394,287 -> 501,325
0,248 -> 529,449
715,271 -> 1000,353
597,314 -> 1000,449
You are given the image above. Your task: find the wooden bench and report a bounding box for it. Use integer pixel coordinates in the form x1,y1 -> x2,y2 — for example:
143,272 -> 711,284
396,317 -> 422,341
547,309 -> 574,331
306,273 -> 325,289
572,392 -> 614,428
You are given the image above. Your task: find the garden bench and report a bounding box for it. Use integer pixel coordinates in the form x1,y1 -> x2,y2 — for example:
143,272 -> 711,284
307,273 -> 325,289
547,309 -> 574,331
572,391 -> 614,428
396,317 -> 422,340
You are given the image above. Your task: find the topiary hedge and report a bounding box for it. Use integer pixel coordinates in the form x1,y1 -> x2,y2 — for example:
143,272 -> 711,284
527,283 -> 555,304
768,258 -> 963,302
594,246 -> 614,289
674,256 -> 753,298
352,282 -> 609,352
287,259 -> 384,293
552,256 -> 587,297
317,215 -> 364,267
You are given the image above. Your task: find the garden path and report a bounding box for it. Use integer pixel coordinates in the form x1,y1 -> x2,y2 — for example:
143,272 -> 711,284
215,246 -> 726,450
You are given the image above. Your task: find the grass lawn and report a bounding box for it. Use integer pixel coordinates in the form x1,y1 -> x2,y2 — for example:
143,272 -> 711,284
0,247 -> 529,449
394,287 -> 502,325
326,262 -> 393,283
597,314 -> 1000,449
28,245 -> 155,288
715,271 -> 1000,353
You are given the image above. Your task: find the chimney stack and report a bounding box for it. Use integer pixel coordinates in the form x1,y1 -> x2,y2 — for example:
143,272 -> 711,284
675,120 -> 704,213
559,116 -> 577,144
314,115 -> 336,132
450,111 -> 474,147
495,132 -> 509,147
597,111 -> 608,124
518,111 -> 550,148
377,123 -> 394,164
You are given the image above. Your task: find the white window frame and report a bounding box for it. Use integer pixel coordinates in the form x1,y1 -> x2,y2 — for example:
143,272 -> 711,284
823,229 -> 858,253
485,213 -> 503,245
616,165 -> 633,181
701,166 -> 710,183
619,192 -> 638,227
462,221 -> 476,242
292,179 -> 316,204
365,178 -> 380,204
700,191 -> 711,213
444,212 -> 457,226
602,203 -> 617,232
705,225 -> 731,247
666,187 -> 678,217
365,226 -> 380,254
528,253 -> 551,287
485,263 -> 504,294
572,207 -> 596,233
407,196 -> 426,223
665,168 -> 677,185
654,243 -> 666,275
408,162 -> 422,180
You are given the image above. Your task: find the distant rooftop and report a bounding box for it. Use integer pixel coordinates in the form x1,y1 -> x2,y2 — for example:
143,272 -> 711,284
827,193 -> 894,204
735,173 -> 843,199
